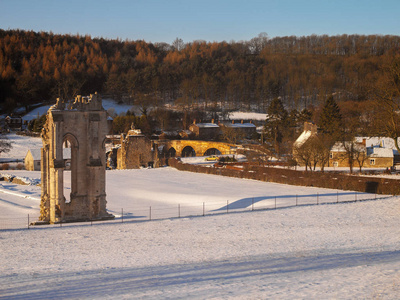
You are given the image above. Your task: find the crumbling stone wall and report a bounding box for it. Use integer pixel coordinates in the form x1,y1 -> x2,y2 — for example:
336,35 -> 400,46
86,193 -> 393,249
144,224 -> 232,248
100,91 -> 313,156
117,127 -> 156,169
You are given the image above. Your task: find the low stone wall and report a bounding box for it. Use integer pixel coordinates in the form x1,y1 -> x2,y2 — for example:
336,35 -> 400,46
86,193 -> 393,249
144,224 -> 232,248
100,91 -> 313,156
169,159 -> 400,195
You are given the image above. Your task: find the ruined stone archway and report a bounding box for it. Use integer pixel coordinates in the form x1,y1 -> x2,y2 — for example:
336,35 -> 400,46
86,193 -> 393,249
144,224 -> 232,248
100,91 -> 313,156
39,94 -> 114,224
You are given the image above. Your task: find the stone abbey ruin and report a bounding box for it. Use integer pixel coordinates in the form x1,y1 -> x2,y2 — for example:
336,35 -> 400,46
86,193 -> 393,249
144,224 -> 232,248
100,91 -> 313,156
39,93 -> 114,224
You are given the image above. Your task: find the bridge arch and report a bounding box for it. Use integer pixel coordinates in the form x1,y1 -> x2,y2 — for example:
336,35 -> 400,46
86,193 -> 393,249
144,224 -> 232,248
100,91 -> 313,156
160,140 -> 236,157
204,148 -> 221,156
182,146 -> 196,157
166,147 -> 176,158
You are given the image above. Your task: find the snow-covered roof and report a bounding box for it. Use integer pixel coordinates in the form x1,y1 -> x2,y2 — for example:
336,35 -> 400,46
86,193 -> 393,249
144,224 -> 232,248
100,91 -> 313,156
225,123 -> 256,128
193,123 -> 219,128
355,137 -> 399,154
27,149 -> 41,161
293,130 -> 313,147
367,146 -> 394,158
229,111 -> 268,121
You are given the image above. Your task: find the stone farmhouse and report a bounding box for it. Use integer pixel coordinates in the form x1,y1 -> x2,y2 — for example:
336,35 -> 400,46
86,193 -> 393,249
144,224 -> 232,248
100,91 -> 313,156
293,122 -> 318,149
188,120 -> 220,140
329,140 -> 395,168
188,119 -> 257,141
219,120 -> 257,139
293,122 -> 397,169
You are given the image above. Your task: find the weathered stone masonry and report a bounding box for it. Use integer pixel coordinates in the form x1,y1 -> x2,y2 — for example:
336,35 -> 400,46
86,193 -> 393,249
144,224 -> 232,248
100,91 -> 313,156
39,93 -> 114,223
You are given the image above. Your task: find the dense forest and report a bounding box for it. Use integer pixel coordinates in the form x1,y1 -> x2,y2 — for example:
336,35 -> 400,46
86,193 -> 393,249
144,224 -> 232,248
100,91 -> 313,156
1,29 -> 399,115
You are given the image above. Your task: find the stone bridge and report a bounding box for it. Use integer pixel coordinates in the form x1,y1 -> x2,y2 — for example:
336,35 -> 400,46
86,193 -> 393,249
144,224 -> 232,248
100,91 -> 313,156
159,140 -> 238,157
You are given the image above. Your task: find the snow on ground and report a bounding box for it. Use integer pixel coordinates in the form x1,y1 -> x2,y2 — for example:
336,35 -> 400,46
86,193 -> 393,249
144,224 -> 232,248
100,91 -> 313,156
0,133 -> 43,162
21,105 -> 52,121
229,111 -> 268,121
1,167 -> 385,226
0,166 -> 399,298
0,119 -> 400,298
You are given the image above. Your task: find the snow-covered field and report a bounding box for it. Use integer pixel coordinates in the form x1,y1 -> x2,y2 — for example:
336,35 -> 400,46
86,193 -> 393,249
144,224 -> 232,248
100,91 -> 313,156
0,166 -> 399,299
0,114 -> 400,298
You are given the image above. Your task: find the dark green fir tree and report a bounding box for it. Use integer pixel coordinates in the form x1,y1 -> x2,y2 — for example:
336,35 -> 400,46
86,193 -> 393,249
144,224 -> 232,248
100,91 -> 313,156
318,96 -> 342,138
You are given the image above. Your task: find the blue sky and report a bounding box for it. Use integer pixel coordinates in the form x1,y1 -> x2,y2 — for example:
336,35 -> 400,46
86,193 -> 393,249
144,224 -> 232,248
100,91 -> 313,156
1,0 -> 399,44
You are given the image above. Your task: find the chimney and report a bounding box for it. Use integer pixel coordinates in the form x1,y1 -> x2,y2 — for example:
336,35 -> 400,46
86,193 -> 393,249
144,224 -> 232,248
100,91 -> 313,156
232,120 -> 234,124
241,120 -> 244,124
211,119 -> 214,124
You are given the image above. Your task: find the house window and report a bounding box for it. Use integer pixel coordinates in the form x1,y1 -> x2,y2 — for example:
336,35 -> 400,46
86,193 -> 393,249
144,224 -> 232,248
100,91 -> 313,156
329,153 -> 333,159
333,161 -> 338,167
370,159 -> 375,165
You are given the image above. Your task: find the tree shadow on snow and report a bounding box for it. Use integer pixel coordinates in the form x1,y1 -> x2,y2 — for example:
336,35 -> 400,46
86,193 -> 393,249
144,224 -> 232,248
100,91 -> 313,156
2,249 -> 400,299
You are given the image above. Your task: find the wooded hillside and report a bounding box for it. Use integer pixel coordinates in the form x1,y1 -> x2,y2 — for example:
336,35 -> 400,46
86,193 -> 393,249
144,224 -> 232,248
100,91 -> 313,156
1,29 -> 399,113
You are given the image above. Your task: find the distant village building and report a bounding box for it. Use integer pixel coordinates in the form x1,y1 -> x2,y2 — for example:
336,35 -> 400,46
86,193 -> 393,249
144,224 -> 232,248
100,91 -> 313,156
293,122 -> 318,148
25,148 -> 71,171
366,145 -> 394,168
292,122 -> 318,165
117,125 -> 157,169
329,139 -> 394,168
4,115 -> 22,131
179,129 -> 194,140
188,120 -> 220,140
220,120 -> 257,139
293,123 -> 396,169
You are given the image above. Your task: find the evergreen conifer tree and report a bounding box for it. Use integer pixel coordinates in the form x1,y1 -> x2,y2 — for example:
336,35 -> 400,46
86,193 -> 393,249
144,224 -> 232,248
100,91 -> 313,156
263,98 -> 288,155
318,96 -> 342,138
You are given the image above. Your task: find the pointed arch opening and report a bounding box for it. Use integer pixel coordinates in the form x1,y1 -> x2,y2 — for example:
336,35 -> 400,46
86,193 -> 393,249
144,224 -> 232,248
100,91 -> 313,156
63,133 -> 78,203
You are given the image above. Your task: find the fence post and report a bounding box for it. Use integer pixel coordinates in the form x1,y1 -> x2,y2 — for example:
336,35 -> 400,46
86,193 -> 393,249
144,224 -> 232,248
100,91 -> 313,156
275,196 -> 277,209
355,192 -> 357,202
296,194 -> 298,206
121,208 -> 124,223
149,206 -> 152,221
178,204 -> 180,218
203,202 -> 205,216
227,200 -> 229,214
337,191 -> 339,203
28,214 -> 30,229
317,193 -> 319,205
